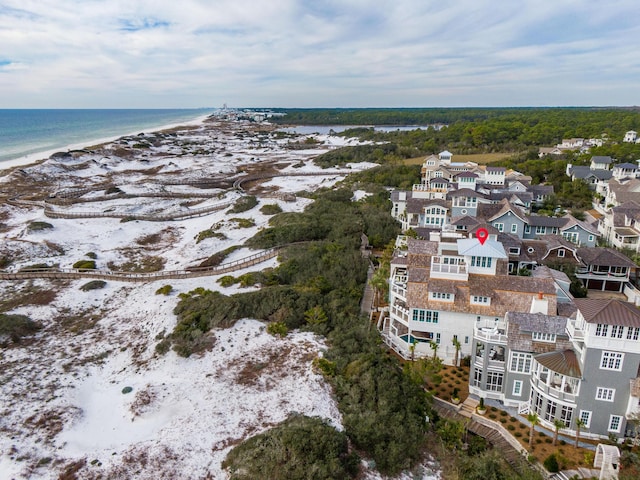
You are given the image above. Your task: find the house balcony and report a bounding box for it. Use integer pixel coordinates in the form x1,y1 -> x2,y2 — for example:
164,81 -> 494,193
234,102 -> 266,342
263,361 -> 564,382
531,375 -> 577,404
575,268 -> 629,281
390,304 -> 410,323
474,320 -> 507,345
393,273 -> 408,284
430,256 -> 468,281
566,318 -> 585,341
391,283 -> 407,300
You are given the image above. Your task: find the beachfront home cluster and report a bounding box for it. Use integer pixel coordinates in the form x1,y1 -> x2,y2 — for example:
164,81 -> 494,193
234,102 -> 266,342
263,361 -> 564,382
380,151 -> 640,441
391,151 -> 597,248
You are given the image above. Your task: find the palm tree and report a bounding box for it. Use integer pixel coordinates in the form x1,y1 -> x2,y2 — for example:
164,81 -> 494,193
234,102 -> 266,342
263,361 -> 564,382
429,340 -> 439,361
553,419 -> 565,446
527,413 -> 540,448
575,418 -> 586,449
452,337 -> 462,367
409,339 -> 417,362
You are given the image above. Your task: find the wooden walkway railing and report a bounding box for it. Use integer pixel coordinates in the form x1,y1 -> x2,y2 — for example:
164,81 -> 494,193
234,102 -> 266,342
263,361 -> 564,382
0,248 -> 279,283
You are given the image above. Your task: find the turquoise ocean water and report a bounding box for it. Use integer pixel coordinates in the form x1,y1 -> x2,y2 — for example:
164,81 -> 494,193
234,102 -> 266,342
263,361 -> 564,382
0,109 -> 212,164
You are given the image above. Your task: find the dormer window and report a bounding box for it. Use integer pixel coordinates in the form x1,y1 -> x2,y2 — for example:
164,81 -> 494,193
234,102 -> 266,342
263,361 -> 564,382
532,332 -> 556,342
509,247 -> 520,255
429,291 -> 454,302
471,295 -> 490,305
558,249 -> 565,258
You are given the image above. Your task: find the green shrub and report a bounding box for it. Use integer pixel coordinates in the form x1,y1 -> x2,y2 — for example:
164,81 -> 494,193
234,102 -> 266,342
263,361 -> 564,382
27,221 -> 53,231
0,313 -> 41,342
227,195 -> 258,214
238,272 -> 259,287
543,453 -> 559,473
73,260 -> 96,269
260,204 -> 283,215
19,263 -> 52,271
85,252 -> 97,259
267,321 -> 288,337
155,339 -> 171,355
194,246 -> 240,269
217,275 -> 237,287
195,229 -> 227,243
313,357 -> 337,377
507,424 -> 516,431
230,217 -> 256,228
222,415 -> 358,479
155,285 -> 173,295
121,386 -> 133,394
80,280 -> 106,291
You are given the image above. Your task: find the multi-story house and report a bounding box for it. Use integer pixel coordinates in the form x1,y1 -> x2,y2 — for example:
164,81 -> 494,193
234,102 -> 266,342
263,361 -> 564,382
381,236 -> 558,365
470,298 -> 640,440
575,247 -> 637,293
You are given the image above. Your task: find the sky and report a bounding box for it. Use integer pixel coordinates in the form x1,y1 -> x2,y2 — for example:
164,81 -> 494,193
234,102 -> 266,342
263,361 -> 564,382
0,0 -> 639,108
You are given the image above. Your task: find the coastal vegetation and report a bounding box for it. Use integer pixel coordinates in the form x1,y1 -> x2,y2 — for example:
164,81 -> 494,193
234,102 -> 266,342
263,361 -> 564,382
167,179 -> 540,477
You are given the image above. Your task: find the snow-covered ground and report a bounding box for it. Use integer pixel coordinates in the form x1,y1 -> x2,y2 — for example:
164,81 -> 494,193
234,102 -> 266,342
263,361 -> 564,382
0,117 -> 438,479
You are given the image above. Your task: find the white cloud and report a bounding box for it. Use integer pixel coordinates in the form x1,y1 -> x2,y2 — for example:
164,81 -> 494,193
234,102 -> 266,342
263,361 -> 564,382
0,0 -> 638,107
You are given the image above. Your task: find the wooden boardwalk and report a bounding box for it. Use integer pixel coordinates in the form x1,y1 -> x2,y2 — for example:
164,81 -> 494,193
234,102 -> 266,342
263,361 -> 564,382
0,248 -> 279,283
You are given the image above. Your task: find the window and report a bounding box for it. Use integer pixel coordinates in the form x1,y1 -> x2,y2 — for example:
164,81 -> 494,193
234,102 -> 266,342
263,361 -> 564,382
600,351 -> 623,371
430,291 -> 453,301
513,380 -> 523,396
509,352 -> 533,373
551,227 -> 559,234
471,256 -> 492,268
611,325 -> 624,339
494,222 -> 504,232
596,387 -> 615,402
412,309 -> 439,323
560,405 -> 573,427
595,323 -> 609,337
525,224 -> 531,234
535,226 -> 546,234
609,415 -> 623,433
464,336 -> 469,344
486,372 -> 504,392
472,368 -> 482,387
471,295 -> 490,305
436,333 -> 441,344
557,249 -> 565,258
511,223 -> 518,233
532,332 -> 556,343
579,410 -> 592,428
588,235 -> 595,242
627,327 -> 640,340
508,247 -> 520,255
545,400 -> 557,422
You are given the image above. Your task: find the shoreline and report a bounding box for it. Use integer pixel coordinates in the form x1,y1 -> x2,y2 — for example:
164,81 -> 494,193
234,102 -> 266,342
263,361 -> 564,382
0,111 -> 214,172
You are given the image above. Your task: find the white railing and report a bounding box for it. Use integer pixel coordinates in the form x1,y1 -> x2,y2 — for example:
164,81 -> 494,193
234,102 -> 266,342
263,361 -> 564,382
391,304 -> 409,322
391,284 -> 406,298
566,318 -> 585,341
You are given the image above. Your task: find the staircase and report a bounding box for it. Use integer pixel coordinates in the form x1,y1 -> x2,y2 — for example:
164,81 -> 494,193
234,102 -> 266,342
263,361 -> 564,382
432,397 -> 528,472
459,397 -> 478,417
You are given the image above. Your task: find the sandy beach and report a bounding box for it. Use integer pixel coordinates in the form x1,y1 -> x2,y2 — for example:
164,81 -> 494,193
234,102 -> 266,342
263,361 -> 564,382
0,114 -> 384,479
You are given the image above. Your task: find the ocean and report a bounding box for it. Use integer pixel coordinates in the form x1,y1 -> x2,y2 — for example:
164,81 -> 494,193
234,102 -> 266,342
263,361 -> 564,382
0,109 -> 213,165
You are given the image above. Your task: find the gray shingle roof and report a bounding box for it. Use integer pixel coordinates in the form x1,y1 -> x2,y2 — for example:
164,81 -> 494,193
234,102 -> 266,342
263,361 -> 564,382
576,247 -> 637,267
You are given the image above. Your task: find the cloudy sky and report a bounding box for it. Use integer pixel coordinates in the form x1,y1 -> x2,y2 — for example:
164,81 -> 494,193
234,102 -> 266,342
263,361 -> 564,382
1,0 -> 638,108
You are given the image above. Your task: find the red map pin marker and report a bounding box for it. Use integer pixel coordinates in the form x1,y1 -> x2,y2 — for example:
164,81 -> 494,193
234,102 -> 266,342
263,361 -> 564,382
477,228 -> 489,245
